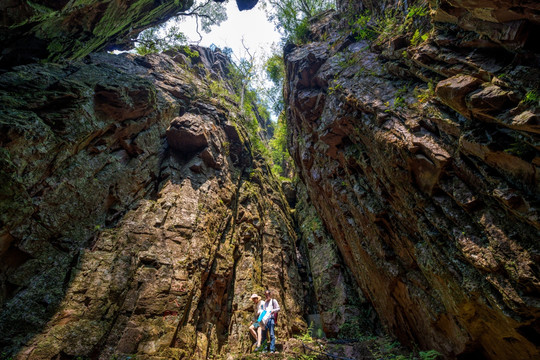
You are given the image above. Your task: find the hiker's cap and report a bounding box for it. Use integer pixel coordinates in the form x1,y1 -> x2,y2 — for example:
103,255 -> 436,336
250,293 -> 259,299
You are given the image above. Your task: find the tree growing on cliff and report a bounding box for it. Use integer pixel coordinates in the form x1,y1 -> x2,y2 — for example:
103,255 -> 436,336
135,0 -> 228,54
263,0 -> 336,43
264,51 -> 285,115
263,51 -> 294,178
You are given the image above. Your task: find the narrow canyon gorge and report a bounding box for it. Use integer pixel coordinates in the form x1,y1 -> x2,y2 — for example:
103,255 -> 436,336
0,0 -> 538,359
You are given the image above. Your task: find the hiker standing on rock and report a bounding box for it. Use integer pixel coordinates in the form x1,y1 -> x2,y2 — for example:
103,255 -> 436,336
249,293 -> 264,350
262,289 -> 280,353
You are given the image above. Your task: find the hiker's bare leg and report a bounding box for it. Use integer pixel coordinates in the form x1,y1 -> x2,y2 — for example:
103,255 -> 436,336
249,324 -> 257,341
256,326 -> 262,346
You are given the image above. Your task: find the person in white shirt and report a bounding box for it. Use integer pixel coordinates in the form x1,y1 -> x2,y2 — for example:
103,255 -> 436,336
261,289 -> 280,353
248,293 -> 264,350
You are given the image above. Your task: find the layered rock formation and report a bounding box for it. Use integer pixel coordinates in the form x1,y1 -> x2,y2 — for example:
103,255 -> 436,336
285,1 -> 539,359
2,0 -> 540,359
295,182 -> 379,338
0,49 -> 307,358
0,0 -> 259,67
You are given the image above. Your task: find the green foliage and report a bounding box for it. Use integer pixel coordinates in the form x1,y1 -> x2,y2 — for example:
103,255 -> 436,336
26,0 -> 54,14
265,0 -> 335,44
295,322 -> 315,343
419,350 -> 441,360
268,115 -> 292,178
136,0 -> 228,55
297,354 -> 317,360
524,90 -> 539,105
338,53 -> 358,68
349,11 -> 377,41
328,82 -> 343,95
135,25 -> 187,55
504,138 -> 533,158
410,29 -> 429,46
339,317 -> 362,339
181,46 -> 200,59
393,85 -> 408,109
190,0 -> 228,33
1,352 -> 14,360
372,8 -> 404,43
363,334 -> 442,360
414,81 -> 435,103
406,5 -> 428,19
303,215 -> 322,233
293,17 -> 311,43
347,2 -> 429,46
265,54 -> 285,86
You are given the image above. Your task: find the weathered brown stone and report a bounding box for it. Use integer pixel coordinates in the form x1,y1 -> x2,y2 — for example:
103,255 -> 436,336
435,75 -> 483,117
511,111 -> 540,134
466,84 -> 517,121
0,50 -> 306,359
166,114 -> 210,153
285,7 -> 540,358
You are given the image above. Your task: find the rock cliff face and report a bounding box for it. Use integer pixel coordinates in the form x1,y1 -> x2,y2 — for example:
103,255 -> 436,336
294,182 -> 380,338
0,49 -> 307,358
285,1 -> 539,359
1,0 -> 540,359
0,0 -> 192,66
0,0 -> 259,67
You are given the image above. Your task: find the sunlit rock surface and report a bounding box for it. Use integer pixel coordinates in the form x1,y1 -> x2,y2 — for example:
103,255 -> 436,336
285,1 -> 539,359
0,0 -> 260,67
0,49 -> 306,359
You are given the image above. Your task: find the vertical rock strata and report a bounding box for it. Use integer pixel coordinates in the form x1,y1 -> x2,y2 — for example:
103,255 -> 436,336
0,51 -> 305,358
295,182 -> 379,338
285,2 -> 539,359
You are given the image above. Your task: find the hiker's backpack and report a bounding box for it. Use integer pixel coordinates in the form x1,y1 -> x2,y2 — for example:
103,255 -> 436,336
272,299 -> 279,325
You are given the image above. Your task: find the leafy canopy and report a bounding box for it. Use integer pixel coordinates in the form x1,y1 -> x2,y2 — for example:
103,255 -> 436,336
135,0 -> 228,54
264,0 -> 335,43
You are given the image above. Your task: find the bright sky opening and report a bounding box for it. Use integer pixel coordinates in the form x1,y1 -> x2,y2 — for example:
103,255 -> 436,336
170,0 -> 282,121
179,1 -> 281,61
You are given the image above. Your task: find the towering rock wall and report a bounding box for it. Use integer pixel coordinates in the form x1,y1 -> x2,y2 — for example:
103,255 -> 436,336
0,49 -> 306,359
0,0 -> 260,67
285,1 -> 539,359
0,0 -> 194,66
294,182 -> 380,338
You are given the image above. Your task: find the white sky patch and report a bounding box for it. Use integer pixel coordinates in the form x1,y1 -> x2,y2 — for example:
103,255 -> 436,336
163,0 -> 282,121
179,1 -> 281,62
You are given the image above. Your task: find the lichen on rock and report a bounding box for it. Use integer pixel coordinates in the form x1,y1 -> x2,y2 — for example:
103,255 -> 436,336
0,47 -> 306,359
285,1 -> 539,359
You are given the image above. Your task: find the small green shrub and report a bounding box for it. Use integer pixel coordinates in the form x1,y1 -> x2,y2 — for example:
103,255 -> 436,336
328,82 -> 343,94
293,18 -> 311,44
349,12 -> 377,41
410,29 -> 429,46
407,5 -> 428,19
392,84 -> 408,109
524,90 -> 539,105
296,322 -> 315,343
420,349 -> 441,360
348,3 -> 430,46
181,45 -> 200,59
414,81 -> 435,103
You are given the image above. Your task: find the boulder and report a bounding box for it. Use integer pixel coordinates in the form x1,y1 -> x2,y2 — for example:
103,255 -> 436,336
166,114 -> 210,154
435,75 -> 483,117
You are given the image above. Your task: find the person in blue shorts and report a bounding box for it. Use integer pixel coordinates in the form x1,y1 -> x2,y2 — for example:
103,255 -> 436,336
248,293 -> 264,350
261,289 -> 280,353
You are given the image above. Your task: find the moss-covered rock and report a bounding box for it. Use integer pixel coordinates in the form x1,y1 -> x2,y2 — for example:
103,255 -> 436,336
0,48 -> 306,359
0,0 -> 195,66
